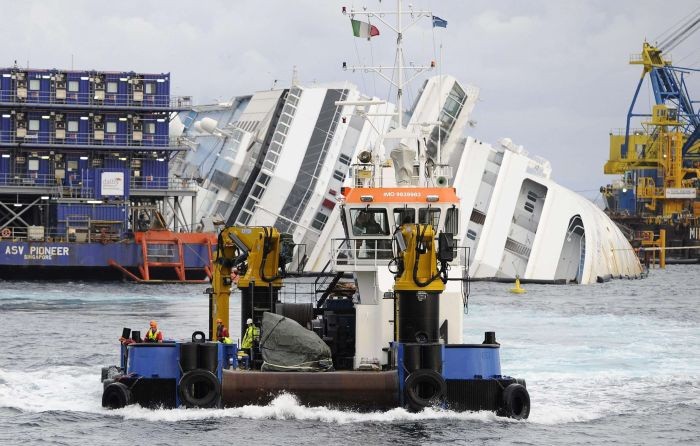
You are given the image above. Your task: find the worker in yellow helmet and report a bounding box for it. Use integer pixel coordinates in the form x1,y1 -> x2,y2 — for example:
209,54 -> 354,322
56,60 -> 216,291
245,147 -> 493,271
145,320 -> 163,343
241,318 -> 260,353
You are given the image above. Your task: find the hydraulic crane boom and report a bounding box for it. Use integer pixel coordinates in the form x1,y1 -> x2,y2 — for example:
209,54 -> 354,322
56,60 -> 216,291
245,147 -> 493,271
208,226 -> 294,340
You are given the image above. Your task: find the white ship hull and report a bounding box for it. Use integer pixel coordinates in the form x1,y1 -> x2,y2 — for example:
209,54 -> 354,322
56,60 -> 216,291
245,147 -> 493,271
173,75 -> 642,284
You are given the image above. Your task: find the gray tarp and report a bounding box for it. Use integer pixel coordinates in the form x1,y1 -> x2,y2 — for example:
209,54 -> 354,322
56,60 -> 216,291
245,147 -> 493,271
260,312 -> 334,372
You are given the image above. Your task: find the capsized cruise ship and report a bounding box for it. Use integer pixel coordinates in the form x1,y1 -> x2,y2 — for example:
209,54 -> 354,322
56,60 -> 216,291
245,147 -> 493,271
172,75 -> 643,284
171,81 -> 394,265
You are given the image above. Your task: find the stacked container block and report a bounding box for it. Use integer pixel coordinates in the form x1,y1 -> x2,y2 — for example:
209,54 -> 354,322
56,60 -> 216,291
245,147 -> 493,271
0,66 -> 177,238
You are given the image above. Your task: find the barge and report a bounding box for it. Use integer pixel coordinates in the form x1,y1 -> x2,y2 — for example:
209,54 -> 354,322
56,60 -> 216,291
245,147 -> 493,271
0,64 -> 214,281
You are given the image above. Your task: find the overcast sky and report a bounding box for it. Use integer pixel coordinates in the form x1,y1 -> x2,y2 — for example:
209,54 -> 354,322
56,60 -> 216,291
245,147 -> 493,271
3,0 -> 699,201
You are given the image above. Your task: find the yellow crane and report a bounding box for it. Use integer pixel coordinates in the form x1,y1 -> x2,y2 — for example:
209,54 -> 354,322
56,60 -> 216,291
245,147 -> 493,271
208,226 -> 293,340
601,12 -> 700,261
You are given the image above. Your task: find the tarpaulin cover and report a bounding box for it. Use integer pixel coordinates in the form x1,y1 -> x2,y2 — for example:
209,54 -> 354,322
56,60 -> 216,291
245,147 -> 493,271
260,312 -> 333,372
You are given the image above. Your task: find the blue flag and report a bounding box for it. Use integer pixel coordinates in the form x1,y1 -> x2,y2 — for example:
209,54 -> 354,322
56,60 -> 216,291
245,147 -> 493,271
432,16 -> 447,28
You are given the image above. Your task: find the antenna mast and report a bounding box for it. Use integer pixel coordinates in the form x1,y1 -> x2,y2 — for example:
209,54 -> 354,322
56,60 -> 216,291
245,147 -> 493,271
343,0 -> 434,130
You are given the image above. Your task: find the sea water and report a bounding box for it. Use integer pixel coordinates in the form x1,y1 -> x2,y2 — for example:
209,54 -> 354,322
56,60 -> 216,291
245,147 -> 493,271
0,266 -> 698,445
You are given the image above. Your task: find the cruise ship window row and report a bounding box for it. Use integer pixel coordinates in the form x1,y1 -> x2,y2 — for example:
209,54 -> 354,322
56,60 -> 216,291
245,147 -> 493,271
277,90 -> 347,228
236,88 -> 303,227
312,212 -> 329,231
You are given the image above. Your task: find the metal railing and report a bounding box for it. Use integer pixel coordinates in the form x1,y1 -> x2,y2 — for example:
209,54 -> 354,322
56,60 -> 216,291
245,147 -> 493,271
0,173 -> 198,195
0,91 -> 191,108
0,225 -> 126,243
0,130 -> 187,148
330,237 -> 395,270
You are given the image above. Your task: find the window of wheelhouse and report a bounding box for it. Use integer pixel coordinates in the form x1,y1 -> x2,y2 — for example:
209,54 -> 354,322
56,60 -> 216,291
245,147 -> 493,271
350,208 -> 389,236
418,208 -> 441,228
393,207 -> 415,226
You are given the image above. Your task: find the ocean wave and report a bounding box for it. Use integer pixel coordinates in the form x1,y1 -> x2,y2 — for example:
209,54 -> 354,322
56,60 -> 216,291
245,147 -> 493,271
2,364 -> 698,427
116,393 -> 511,424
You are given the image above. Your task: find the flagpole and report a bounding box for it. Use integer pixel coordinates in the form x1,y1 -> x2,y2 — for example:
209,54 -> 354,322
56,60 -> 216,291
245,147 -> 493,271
438,42 -> 442,166
397,0 -> 403,130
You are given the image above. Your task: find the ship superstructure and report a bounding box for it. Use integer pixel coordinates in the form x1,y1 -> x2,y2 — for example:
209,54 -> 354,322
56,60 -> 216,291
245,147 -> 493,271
0,65 -> 213,280
172,82 -> 394,266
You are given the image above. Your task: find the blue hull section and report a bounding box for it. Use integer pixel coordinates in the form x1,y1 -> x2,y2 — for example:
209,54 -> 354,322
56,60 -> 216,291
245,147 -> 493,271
0,241 -> 211,268
0,241 -> 139,267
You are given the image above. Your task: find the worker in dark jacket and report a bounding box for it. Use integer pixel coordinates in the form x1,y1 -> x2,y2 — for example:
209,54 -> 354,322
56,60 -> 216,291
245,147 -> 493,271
144,320 -> 163,343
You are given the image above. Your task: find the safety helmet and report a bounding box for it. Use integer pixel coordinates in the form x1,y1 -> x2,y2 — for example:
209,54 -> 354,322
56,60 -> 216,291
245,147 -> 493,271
216,318 -> 222,324
246,318 -> 253,325
149,320 -> 157,328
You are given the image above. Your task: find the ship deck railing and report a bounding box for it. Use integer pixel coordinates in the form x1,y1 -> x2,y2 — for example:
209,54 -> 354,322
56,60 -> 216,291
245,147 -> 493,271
330,238 -> 394,271
0,224 -> 126,243
0,91 -> 192,109
0,173 -> 198,196
0,130 -> 189,149
609,127 -> 647,136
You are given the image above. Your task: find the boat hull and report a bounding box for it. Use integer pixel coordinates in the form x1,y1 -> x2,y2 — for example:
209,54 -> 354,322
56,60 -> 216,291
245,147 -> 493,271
0,239 -> 213,281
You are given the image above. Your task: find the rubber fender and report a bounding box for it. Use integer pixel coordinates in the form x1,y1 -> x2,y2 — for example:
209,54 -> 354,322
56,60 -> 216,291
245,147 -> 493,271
191,331 -> 206,343
197,343 -> 219,374
178,369 -> 221,408
102,382 -> 132,409
101,365 -> 122,381
179,342 -> 199,372
501,383 -> 530,419
404,369 -> 446,411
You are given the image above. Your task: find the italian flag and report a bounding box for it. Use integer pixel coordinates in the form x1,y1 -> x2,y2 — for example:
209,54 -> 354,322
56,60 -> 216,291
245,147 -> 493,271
351,19 -> 380,39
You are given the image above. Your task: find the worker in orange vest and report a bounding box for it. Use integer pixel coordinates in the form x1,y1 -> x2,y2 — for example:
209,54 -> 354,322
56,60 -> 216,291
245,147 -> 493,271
145,320 -> 163,343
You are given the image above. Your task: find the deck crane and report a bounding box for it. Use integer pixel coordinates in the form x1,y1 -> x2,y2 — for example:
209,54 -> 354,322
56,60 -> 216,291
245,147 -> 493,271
602,9 -> 700,261
601,8 -> 700,259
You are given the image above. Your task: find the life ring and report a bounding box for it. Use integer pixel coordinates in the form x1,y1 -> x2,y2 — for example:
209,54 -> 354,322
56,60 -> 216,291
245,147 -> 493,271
102,382 -> 132,409
178,369 -> 220,408
191,330 -> 206,343
1,228 -> 10,238
501,383 -> 530,419
404,369 -> 446,411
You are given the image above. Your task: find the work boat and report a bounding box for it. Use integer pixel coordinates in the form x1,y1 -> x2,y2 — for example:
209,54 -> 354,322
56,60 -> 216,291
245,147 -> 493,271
101,218 -> 530,417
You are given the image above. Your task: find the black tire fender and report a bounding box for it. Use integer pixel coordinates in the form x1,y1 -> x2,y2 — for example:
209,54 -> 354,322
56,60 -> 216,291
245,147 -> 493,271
404,369 -> 446,411
102,382 -> 132,409
191,331 -> 206,343
178,369 -> 220,408
502,383 -> 530,419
